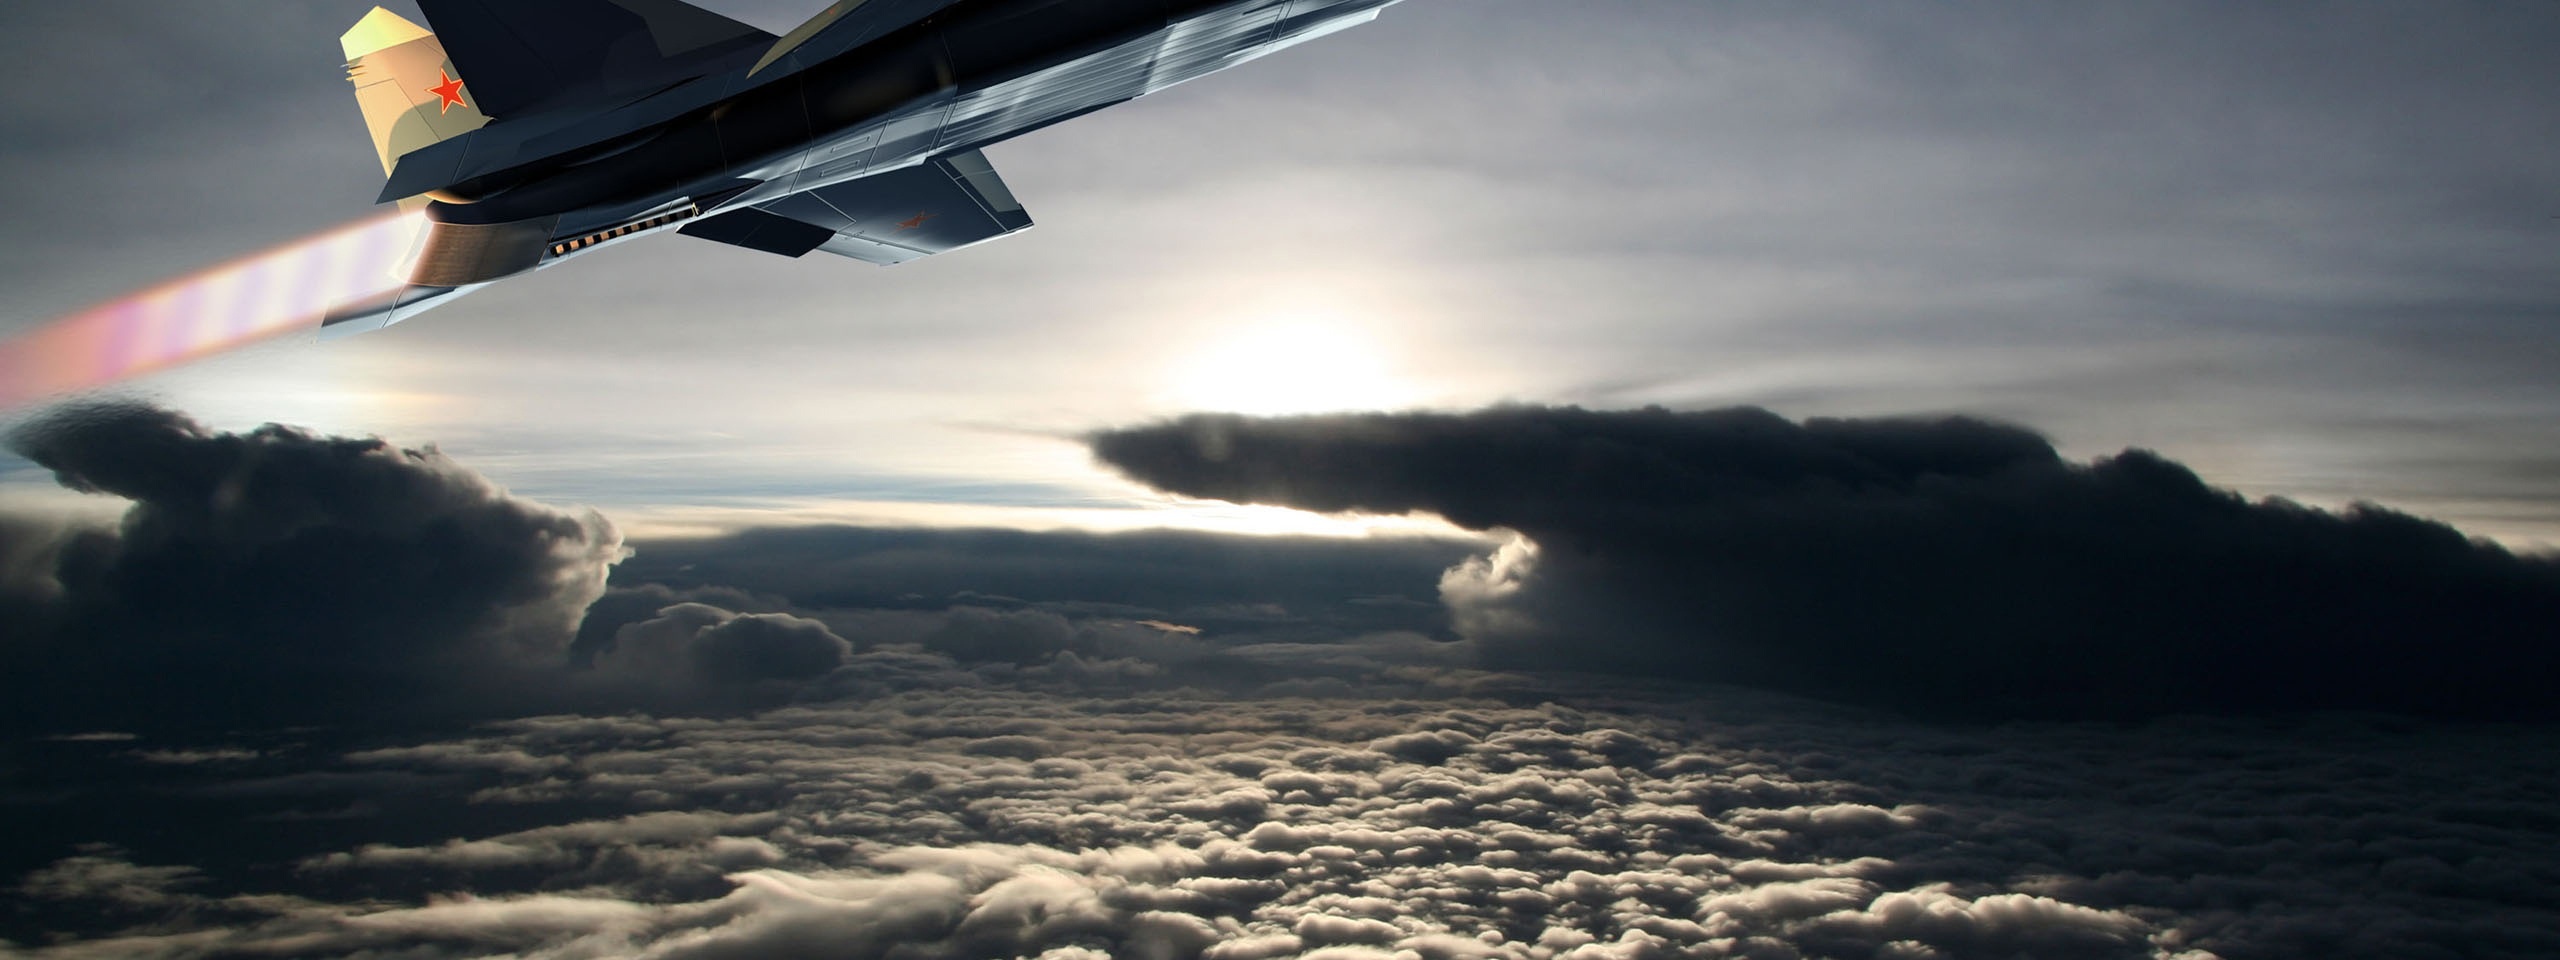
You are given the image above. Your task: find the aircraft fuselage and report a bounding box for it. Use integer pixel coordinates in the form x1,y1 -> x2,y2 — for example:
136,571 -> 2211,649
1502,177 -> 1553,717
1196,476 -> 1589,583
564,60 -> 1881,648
415,0 -> 1394,257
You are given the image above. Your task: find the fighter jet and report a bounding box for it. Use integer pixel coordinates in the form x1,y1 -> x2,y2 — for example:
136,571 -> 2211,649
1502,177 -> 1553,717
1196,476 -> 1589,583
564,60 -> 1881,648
322,0 -> 1404,336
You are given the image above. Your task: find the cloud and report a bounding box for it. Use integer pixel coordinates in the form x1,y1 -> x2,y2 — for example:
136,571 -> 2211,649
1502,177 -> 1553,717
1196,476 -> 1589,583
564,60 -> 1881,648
0,404 -> 624,733
5,404 -> 2549,960
577,602 -> 855,711
0,407 -> 1476,733
567,523 -> 1490,697
614,525 -> 1478,642
10,685 -> 2557,960
1092,406 -> 2560,719
10,398 -> 2551,732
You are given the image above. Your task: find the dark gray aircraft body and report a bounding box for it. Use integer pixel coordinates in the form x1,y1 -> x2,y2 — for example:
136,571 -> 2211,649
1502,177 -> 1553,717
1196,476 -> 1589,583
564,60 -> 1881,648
322,0 -> 1403,335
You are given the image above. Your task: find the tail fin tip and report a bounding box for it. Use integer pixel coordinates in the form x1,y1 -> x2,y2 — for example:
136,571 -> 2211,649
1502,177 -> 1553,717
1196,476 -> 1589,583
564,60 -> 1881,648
342,8 -> 433,62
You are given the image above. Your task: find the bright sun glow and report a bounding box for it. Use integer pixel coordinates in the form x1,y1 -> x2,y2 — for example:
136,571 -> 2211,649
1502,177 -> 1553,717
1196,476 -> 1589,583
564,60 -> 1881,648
1165,319 -> 1413,416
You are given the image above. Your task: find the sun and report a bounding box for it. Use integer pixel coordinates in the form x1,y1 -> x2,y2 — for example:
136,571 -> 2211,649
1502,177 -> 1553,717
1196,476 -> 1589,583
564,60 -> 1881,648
1164,319 -> 1413,415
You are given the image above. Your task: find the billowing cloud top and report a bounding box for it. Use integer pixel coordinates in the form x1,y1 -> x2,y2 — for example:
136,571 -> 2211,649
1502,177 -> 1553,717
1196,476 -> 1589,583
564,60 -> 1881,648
1092,406 -> 2560,720
2,404 -> 625,732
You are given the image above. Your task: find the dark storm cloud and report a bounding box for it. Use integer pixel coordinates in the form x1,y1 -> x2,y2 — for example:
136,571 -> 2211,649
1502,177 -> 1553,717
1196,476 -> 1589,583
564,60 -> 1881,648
0,404 -> 625,733
0,405 -> 1485,736
10,684 -> 2556,959
1092,406 -> 2560,720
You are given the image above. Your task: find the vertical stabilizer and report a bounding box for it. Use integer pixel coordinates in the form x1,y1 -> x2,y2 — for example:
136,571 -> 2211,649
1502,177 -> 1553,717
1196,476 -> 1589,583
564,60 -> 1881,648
412,0 -> 776,118
343,7 -> 489,202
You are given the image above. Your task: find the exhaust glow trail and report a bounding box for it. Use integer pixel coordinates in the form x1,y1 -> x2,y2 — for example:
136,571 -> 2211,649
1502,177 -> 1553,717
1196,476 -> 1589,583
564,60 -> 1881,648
0,211 -> 430,412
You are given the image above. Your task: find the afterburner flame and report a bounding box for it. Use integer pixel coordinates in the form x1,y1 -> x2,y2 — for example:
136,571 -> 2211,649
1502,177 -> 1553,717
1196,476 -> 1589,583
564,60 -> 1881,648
0,211 -> 430,412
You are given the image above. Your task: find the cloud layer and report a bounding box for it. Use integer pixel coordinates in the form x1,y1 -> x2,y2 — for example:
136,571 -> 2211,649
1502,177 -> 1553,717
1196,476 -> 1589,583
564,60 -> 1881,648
10,681 -> 2556,960
1093,406 -> 2560,719
1,405 -> 2555,960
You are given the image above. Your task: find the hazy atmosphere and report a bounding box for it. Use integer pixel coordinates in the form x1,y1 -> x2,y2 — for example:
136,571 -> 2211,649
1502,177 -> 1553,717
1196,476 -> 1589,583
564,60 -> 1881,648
2,2 -> 2556,959
7,0 -> 2559,540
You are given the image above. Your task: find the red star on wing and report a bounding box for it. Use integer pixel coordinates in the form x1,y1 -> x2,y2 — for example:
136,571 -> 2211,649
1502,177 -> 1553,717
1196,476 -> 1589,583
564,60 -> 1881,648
426,71 -> 469,114
896,211 -> 935,231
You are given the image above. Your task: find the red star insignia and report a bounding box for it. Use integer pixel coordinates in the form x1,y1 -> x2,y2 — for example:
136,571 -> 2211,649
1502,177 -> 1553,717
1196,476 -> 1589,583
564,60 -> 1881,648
426,71 -> 469,114
896,211 -> 935,231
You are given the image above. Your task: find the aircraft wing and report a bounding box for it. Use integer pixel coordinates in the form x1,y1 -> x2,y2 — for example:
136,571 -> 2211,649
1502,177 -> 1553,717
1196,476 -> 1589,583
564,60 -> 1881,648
681,150 -> 1035,266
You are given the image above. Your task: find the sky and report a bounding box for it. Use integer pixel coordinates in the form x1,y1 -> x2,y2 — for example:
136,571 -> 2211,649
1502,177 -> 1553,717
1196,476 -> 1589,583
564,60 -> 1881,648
2,2 -> 2558,959
2,0 -> 2557,541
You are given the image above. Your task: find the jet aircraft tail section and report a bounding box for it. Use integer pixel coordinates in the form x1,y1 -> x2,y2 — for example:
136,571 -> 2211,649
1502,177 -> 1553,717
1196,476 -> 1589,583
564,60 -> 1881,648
342,8 -> 489,195
413,0 -> 776,119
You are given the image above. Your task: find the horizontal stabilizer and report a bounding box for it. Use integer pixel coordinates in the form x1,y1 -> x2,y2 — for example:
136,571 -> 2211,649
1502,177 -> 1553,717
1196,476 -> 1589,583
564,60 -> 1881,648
679,151 -> 1034,264
414,0 -> 774,117
768,150 -> 1035,266
678,208 -> 837,258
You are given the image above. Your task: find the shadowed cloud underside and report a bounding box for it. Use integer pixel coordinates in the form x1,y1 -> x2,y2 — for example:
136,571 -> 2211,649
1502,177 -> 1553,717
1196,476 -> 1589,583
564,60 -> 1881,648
1091,406 -> 2560,720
